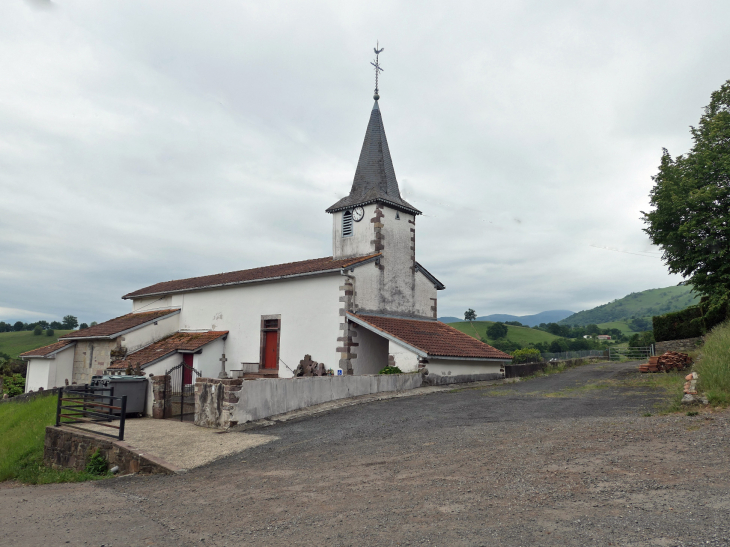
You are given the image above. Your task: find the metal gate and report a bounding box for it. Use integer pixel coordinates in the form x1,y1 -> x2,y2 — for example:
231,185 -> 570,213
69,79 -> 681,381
608,346 -> 654,361
164,360 -> 201,421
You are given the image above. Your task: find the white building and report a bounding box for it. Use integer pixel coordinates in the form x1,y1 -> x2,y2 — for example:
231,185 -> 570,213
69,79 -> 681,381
22,96 -> 510,395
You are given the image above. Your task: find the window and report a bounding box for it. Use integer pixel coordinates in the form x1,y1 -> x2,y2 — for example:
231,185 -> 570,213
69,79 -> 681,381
342,210 -> 353,237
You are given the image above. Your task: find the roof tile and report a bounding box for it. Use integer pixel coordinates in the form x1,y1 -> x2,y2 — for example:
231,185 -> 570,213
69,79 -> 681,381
109,331 -> 228,370
60,309 -> 179,339
19,339 -> 75,358
351,313 -> 511,360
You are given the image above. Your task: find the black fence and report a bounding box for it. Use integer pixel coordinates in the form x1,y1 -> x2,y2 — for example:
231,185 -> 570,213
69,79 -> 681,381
55,386 -> 127,441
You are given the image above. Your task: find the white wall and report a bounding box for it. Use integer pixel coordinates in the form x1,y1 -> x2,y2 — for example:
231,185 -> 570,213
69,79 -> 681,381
51,346 -> 75,388
192,337 -> 226,379
414,271 -> 438,318
24,359 -> 50,392
135,274 -> 342,379
426,359 -> 506,376
388,342 -> 420,372
121,313 -> 180,353
332,203 -> 379,259
350,325 -> 389,375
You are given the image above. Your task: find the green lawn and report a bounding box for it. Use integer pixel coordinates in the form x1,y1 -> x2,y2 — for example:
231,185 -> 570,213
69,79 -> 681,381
0,394 -> 102,484
597,321 -> 638,335
0,330 -> 73,359
448,321 -> 561,345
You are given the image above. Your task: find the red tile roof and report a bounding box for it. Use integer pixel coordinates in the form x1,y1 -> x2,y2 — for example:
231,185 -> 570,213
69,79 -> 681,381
60,309 -> 179,339
350,313 -> 512,360
19,339 -> 75,358
108,331 -> 228,370
122,255 -> 381,300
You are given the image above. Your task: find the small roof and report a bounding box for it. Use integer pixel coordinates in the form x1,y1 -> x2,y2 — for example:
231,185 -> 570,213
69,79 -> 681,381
108,331 -> 228,370
122,254 -> 380,300
60,309 -> 180,340
19,339 -> 75,359
326,102 -> 421,216
348,313 -> 511,360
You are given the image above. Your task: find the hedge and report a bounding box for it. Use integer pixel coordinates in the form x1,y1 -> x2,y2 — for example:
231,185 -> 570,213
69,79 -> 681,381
652,305 -> 704,342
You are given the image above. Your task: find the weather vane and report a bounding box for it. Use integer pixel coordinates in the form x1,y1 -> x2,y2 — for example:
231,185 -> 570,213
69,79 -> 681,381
371,42 -> 384,100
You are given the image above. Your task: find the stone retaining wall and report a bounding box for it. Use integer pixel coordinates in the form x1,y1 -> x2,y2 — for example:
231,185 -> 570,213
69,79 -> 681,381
422,372 -> 503,385
44,426 -> 178,475
194,378 -> 243,428
655,337 -> 703,354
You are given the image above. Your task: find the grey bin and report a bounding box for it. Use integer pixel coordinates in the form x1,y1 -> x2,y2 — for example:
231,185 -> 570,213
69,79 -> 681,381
90,375 -> 149,416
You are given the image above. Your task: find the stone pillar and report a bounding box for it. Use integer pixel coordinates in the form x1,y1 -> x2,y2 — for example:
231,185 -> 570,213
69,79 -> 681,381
194,378 -> 243,429
151,375 -> 171,419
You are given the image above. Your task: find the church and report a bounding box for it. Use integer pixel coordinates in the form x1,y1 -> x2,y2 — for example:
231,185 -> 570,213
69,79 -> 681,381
22,81 -> 511,395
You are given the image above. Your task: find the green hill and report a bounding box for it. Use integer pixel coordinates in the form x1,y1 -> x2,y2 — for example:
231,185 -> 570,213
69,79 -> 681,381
559,285 -> 699,327
0,331 -> 74,359
447,321 -> 561,346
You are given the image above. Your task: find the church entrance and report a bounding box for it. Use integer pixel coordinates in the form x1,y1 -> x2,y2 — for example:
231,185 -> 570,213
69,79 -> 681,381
164,355 -> 201,421
261,318 -> 280,370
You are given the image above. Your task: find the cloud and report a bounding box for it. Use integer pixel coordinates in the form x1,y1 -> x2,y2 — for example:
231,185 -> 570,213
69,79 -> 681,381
1,0 -> 729,323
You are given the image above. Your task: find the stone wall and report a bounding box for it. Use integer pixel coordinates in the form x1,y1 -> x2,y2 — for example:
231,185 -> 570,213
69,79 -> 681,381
655,337 -> 704,354
150,374 -> 171,419
44,426 -> 177,475
194,378 -> 243,429
422,372 -> 503,385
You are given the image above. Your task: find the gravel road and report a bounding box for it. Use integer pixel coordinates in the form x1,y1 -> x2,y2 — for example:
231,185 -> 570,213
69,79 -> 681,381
2,361 -> 729,547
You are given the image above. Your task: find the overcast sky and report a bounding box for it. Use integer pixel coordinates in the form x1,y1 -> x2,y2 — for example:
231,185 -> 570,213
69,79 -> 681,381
1,0 -> 729,324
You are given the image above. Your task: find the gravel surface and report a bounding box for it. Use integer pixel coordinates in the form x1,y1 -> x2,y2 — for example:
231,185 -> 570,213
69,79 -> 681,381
2,360 -> 729,546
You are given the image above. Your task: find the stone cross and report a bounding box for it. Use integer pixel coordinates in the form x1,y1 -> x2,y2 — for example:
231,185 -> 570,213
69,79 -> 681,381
218,353 -> 229,379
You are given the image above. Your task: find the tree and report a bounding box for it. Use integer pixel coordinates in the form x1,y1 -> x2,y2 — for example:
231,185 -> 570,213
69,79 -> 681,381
486,322 -> 508,339
90,321 -> 98,327
79,323 -> 89,330
46,329 -> 54,337
62,315 -> 79,329
643,80 -> 730,300
586,324 -> 600,335
464,309 -> 477,321
13,321 -> 23,332
33,326 -> 42,336
50,321 -> 62,330
549,339 -> 568,353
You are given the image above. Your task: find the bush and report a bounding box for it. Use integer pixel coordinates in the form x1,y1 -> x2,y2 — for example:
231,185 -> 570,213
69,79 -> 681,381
511,348 -> 542,364
2,374 -> 25,397
486,322 -> 508,339
33,326 -> 42,336
653,305 -> 704,341
696,321 -> 730,406
379,365 -> 402,375
85,450 -> 109,476
487,339 -> 523,354
45,329 -> 54,337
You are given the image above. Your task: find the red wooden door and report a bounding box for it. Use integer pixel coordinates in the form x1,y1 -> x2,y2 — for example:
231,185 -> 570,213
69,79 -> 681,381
263,331 -> 278,369
183,354 -> 194,385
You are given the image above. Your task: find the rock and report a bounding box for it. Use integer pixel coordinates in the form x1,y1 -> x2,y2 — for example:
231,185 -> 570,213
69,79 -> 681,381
110,466 -> 119,474
681,393 -> 709,405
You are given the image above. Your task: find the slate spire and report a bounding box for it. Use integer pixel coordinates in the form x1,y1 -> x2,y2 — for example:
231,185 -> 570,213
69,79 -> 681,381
326,101 -> 421,215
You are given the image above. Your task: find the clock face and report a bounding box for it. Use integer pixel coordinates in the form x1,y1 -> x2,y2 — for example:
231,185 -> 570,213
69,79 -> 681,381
352,206 -> 365,222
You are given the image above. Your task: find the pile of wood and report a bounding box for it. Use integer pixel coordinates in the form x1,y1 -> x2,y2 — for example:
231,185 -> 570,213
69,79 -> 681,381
294,354 -> 328,377
639,352 -> 692,373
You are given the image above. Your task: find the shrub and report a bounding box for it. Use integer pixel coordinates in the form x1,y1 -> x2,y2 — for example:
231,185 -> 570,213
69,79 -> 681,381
511,348 -> 542,364
85,450 -> 109,476
487,339 -> 522,354
2,374 -> 25,397
379,365 -> 402,375
486,322 -> 508,339
653,305 -> 704,341
45,329 -> 54,337
33,326 -> 42,336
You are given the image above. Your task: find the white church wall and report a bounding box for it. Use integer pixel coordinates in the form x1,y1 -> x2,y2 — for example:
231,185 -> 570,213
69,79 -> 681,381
51,346 -> 75,388
192,337 -> 226,379
350,324 -> 389,375
150,274 -> 342,379
388,342 -> 420,372
25,359 -> 50,393
131,296 -> 173,311
426,359 -> 506,376
379,207 -> 417,315
332,203 -> 379,259
414,271 -> 437,318
352,259 -> 381,314
121,313 -> 180,354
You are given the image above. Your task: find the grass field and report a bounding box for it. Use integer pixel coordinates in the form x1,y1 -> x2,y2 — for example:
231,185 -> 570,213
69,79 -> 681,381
448,321 -> 561,345
0,394 -> 103,484
0,330 -> 73,359
597,321 -> 638,335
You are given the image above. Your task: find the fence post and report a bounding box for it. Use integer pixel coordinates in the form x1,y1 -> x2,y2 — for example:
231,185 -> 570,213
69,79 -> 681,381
55,387 -> 63,427
118,395 -> 127,441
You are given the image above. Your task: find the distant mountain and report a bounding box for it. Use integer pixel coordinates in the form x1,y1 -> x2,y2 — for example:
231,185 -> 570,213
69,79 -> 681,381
558,285 -> 699,327
439,310 -> 574,327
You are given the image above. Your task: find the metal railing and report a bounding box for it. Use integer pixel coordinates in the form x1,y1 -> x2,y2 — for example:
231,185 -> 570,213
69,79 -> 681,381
55,386 -> 127,441
608,346 -> 654,361
540,349 -> 609,361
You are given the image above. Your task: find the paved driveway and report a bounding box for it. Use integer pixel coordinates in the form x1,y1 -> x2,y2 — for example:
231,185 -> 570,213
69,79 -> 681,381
2,361 -> 729,546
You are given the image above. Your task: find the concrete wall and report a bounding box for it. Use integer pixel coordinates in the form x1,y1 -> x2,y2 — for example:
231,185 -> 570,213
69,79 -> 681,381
426,359 -> 506,377
121,313 -> 180,354
71,340 -> 116,385
350,324 -> 389,375
388,342 -> 420,372
52,346 -> 75,388
226,373 -> 425,424
132,274 -> 342,379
